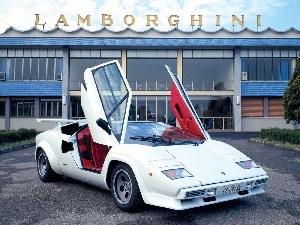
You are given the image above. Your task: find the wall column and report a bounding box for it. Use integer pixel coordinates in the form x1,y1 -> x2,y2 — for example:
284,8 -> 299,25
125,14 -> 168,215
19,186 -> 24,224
177,49 -> 183,82
121,49 -> 127,77
34,97 -> 39,118
5,97 -> 10,130
233,48 -> 242,131
62,47 -> 70,119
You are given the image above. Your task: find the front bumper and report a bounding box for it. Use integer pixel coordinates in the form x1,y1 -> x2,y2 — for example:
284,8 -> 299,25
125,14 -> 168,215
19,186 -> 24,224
142,175 -> 268,210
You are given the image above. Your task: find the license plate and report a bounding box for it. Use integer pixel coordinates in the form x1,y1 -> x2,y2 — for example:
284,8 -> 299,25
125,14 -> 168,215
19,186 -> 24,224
222,184 -> 241,194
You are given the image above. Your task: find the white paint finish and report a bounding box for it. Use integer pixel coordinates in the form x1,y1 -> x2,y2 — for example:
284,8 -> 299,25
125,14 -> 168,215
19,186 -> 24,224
101,50 -> 121,58
55,50 -> 63,57
0,118 -> 5,130
248,50 -> 256,57
183,50 -> 193,58
80,50 -> 90,57
47,49 -> 56,57
281,50 -> 288,57
31,49 -> 40,57
0,49 -> 7,57
70,50 -> 81,57
23,49 -> 31,57
240,50 -> 248,57
90,50 -> 100,58
265,50 -> 272,57
241,117 -> 294,131
10,118 -> 56,131
39,49 -> 47,57
15,49 -> 23,57
273,50 -> 280,57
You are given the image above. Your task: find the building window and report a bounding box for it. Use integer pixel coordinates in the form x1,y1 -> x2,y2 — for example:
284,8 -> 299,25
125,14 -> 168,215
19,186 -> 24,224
0,99 -> 5,116
241,97 -> 264,117
130,95 -> 171,124
0,58 -> 6,80
11,98 -> 34,117
268,97 -> 284,117
70,96 -> 85,118
69,58 -> 121,91
190,96 -> 233,129
182,59 -> 234,91
5,58 -> 63,81
241,58 -> 294,81
127,58 -> 175,91
40,98 -> 62,117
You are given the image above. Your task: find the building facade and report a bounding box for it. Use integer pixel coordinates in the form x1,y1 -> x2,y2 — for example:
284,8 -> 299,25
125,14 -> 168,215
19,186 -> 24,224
0,27 -> 299,131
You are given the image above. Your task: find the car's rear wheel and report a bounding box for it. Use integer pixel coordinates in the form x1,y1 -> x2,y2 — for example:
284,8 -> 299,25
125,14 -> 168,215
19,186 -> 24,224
111,163 -> 145,212
37,149 -> 62,182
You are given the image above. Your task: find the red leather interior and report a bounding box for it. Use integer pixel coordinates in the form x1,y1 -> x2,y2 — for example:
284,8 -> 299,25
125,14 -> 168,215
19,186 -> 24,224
77,126 -> 110,172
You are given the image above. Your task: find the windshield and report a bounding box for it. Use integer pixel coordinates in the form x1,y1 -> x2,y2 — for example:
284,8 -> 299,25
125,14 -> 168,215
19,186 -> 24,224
124,122 -> 204,146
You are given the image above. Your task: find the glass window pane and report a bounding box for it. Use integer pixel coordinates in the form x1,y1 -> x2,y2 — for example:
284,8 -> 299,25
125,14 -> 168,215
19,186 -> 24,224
137,96 -> 146,121
265,58 -> 272,81
23,58 -> 31,80
183,58 -> 233,91
69,58 -> 121,91
257,58 -> 264,81
273,58 -> 281,81
7,58 -> 15,80
0,101 -> 5,116
56,58 -> 63,80
129,96 -> 137,121
157,96 -> 167,123
0,58 -> 6,74
147,96 -> 156,121
248,58 -> 256,81
31,58 -> 39,80
47,58 -> 55,80
127,58 -> 175,91
70,96 -> 84,118
241,58 -> 248,73
281,59 -> 289,81
15,58 -> 23,80
39,58 -> 47,80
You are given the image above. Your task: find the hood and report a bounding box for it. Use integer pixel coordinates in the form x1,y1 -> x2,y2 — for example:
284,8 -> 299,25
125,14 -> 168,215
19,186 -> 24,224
165,142 -> 266,185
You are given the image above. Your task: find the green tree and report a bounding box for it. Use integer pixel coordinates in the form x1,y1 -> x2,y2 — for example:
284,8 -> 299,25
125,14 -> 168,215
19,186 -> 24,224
283,54 -> 300,126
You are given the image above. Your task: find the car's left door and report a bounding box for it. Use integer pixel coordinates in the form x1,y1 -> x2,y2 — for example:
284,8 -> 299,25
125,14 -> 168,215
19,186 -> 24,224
81,60 -> 132,146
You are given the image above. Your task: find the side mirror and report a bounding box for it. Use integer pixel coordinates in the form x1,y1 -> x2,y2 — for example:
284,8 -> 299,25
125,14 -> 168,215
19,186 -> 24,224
96,118 -> 111,135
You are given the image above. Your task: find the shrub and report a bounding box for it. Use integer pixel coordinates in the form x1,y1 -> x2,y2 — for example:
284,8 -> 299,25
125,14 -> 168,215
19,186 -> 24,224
260,128 -> 300,145
0,128 -> 37,145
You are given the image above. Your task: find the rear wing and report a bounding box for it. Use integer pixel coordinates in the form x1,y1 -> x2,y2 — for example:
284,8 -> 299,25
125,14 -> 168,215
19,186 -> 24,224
36,118 -> 87,128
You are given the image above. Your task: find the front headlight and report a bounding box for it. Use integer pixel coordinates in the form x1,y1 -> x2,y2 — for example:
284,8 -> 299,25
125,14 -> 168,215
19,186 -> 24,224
236,160 -> 259,169
162,168 -> 192,180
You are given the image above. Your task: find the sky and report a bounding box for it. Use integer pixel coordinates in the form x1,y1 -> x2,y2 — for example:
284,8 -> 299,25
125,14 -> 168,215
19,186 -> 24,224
0,0 -> 300,34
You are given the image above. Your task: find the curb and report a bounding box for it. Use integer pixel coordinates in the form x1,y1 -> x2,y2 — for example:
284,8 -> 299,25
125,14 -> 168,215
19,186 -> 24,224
0,142 -> 35,154
250,138 -> 300,153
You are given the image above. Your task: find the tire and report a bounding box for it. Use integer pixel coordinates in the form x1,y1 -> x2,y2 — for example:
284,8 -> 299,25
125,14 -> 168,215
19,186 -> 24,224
111,163 -> 145,212
36,149 -> 62,182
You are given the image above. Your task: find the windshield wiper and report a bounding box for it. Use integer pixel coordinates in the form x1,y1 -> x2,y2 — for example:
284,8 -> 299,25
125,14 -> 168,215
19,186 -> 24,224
130,135 -> 172,146
172,139 -> 204,146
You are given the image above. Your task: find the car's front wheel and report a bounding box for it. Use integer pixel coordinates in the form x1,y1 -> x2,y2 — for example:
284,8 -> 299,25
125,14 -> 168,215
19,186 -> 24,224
111,163 -> 145,212
37,149 -> 62,182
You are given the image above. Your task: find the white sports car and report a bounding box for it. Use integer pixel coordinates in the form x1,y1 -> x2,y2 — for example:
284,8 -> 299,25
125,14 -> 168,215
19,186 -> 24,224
35,60 -> 268,212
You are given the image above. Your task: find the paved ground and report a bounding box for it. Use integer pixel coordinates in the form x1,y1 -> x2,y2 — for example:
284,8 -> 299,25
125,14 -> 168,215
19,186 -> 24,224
0,133 -> 299,225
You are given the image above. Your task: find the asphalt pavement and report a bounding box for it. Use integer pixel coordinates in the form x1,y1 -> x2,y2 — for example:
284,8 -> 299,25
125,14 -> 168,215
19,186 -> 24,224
0,132 -> 299,225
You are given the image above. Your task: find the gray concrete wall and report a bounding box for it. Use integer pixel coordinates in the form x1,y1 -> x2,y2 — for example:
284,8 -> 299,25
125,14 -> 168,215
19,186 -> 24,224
0,118 -> 5,130
241,118 -> 294,131
10,118 -> 56,132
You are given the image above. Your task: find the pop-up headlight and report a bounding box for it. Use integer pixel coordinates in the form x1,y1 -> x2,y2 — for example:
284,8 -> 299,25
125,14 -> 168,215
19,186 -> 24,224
162,168 -> 192,180
236,160 -> 259,169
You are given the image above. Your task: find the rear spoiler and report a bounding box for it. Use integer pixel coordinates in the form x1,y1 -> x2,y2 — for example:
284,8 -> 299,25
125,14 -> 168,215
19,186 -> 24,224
36,118 -> 87,128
